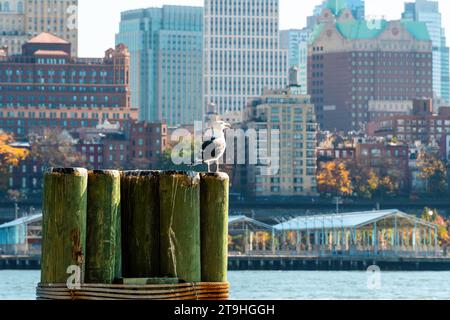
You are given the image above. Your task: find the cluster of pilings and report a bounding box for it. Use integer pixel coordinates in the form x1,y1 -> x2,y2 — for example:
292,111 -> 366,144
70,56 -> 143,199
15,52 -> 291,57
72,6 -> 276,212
40,168 -> 229,286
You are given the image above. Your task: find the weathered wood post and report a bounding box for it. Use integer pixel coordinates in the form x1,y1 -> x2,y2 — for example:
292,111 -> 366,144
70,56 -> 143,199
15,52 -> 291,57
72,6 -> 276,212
41,168 -> 88,284
120,171 -> 160,278
160,171 -> 201,283
85,170 -> 121,284
200,173 -> 229,283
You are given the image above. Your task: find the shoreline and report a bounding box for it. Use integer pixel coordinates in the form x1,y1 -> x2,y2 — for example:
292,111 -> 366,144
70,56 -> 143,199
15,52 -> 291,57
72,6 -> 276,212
3,255 -> 450,272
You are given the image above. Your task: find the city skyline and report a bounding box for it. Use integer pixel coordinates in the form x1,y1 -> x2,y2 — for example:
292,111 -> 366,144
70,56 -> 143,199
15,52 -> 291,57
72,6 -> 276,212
78,0 -> 450,57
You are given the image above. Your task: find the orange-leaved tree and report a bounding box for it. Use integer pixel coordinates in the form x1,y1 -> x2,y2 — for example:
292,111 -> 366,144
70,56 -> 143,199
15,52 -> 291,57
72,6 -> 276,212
0,131 -> 29,192
418,152 -> 447,196
317,161 -> 353,197
421,208 -> 450,247
0,131 -> 29,169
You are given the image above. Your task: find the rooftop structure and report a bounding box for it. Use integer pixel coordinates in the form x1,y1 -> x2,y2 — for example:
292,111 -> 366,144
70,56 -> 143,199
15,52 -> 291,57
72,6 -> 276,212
0,213 -> 42,255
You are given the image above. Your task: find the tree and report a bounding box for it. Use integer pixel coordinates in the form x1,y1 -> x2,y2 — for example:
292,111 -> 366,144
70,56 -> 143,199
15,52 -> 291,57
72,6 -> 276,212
420,208 -> 450,248
316,161 -> 353,197
29,130 -> 85,168
0,131 -> 29,192
348,162 -> 379,199
157,140 -> 207,172
417,152 -> 447,196
379,176 -> 396,197
0,131 -> 29,168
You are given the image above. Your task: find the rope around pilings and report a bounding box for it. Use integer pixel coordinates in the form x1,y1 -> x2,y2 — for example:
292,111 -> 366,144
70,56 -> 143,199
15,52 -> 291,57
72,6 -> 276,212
36,282 -> 230,301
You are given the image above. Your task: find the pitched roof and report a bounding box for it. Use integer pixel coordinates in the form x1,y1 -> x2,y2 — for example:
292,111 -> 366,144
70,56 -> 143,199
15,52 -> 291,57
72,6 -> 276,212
336,19 -> 389,40
34,50 -> 69,56
273,209 -> 437,231
27,32 -> 69,44
401,20 -> 431,41
310,19 -> 430,43
229,216 -> 274,231
0,213 -> 42,229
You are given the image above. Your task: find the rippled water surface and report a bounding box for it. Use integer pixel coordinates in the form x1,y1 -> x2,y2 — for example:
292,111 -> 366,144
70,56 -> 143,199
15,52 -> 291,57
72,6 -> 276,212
1,270 -> 450,300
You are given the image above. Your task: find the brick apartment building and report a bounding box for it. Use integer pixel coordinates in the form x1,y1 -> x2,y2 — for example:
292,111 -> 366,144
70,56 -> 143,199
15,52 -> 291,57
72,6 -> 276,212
5,121 -> 168,196
308,6 -> 433,131
0,33 -> 137,138
317,136 -> 410,193
368,99 -> 450,149
72,121 -> 167,170
355,140 -> 410,191
317,146 -> 356,165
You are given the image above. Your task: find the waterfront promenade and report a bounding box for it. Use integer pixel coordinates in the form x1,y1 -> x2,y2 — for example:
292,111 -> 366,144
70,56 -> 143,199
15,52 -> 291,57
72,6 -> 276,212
0,255 -> 40,270
2,254 -> 450,271
228,254 -> 450,271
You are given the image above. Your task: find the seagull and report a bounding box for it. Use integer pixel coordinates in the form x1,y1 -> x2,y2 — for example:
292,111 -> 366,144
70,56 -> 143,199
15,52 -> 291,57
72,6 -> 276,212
200,121 -> 231,173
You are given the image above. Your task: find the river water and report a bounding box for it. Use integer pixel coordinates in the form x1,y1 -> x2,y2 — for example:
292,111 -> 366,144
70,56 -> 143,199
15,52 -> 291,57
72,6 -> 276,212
1,270 -> 449,300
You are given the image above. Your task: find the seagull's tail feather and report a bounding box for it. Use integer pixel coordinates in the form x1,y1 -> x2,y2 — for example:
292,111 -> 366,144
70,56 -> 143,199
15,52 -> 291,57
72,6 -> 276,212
188,158 -> 204,167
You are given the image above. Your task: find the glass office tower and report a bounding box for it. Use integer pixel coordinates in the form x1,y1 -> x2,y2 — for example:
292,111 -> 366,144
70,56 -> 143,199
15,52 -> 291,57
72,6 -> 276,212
116,5 -> 204,125
403,0 -> 450,104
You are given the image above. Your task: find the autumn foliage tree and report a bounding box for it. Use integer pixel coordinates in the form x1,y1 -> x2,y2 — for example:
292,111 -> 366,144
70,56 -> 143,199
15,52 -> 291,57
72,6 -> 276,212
350,164 -> 379,199
0,131 -> 29,192
417,152 -> 447,196
29,130 -> 85,168
421,208 -> 450,249
0,131 -> 29,168
316,161 -> 353,197
347,161 -> 400,199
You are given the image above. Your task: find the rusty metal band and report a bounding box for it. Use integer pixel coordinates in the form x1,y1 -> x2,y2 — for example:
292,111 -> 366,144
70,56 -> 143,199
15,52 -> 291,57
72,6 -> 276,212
36,282 -> 230,300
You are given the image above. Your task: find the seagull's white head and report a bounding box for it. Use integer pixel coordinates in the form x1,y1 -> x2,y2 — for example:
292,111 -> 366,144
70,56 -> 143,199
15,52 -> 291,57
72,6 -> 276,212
207,121 -> 232,139
214,121 -> 232,132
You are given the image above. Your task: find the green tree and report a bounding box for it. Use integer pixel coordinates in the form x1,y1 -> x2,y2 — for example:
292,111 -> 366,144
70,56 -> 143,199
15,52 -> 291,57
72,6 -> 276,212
157,139 -> 206,172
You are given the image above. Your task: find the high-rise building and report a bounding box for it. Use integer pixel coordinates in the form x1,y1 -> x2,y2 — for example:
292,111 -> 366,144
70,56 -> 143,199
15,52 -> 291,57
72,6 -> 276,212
0,33 -> 136,137
116,5 -> 203,126
204,0 -> 288,116
402,0 -> 450,104
286,0 -> 366,96
0,0 -> 78,56
308,7 -> 433,131
236,85 -> 318,198
280,29 -> 309,94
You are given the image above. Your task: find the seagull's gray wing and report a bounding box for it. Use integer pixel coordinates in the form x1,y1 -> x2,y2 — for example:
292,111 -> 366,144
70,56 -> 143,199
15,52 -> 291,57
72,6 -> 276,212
202,137 -> 226,162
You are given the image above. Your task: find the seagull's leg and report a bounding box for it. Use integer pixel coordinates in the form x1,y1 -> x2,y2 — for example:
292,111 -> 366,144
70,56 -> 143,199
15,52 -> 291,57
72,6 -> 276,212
216,160 -> 220,173
207,162 -> 211,173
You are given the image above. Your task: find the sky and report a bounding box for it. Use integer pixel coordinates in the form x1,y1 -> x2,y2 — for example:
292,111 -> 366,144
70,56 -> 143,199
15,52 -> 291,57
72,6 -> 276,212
78,0 -> 450,57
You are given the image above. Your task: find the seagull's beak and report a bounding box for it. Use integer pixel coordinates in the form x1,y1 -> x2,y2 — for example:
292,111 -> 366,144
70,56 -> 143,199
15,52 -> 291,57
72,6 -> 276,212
224,123 -> 232,130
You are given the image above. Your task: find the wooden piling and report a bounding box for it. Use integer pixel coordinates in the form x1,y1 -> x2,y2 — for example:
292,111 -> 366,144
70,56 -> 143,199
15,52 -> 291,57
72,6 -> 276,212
159,171 -> 201,283
85,170 -> 121,284
120,171 -> 160,278
200,173 -> 229,282
41,168 -> 88,284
